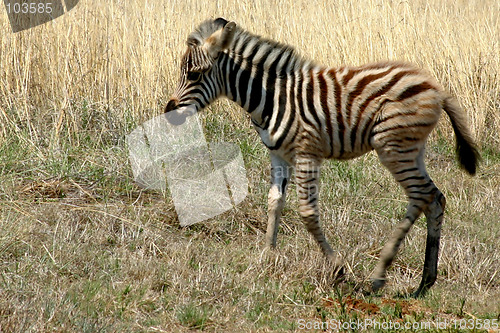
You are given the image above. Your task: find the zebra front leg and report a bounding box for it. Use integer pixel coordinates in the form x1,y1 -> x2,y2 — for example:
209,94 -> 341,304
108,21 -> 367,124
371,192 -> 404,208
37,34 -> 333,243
295,157 -> 343,270
413,190 -> 446,297
265,154 -> 291,248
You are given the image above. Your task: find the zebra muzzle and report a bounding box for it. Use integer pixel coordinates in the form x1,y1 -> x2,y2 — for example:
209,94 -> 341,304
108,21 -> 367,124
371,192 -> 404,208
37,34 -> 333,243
165,103 -> 197,126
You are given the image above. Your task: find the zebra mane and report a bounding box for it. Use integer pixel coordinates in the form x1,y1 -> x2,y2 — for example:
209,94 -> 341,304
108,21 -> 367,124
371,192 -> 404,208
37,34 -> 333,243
188,19 -> 310,71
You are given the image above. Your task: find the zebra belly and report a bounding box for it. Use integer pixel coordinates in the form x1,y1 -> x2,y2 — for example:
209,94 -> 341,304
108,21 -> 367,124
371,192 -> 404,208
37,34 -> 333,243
321,125 -> 375,161
331,148 -> 373,160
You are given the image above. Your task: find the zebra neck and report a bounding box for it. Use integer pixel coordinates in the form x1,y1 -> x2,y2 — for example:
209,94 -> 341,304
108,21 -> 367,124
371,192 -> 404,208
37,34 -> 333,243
223,30 -> 307,129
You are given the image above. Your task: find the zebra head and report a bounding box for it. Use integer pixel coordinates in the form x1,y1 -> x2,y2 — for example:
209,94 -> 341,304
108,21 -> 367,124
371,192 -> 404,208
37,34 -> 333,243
165,18 -> 236,125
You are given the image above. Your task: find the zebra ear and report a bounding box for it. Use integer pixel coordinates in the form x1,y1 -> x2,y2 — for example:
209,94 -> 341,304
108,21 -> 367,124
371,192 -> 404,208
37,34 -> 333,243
203,21 -> 236,57
213,17 -> 228,27
219,21 -> 236,49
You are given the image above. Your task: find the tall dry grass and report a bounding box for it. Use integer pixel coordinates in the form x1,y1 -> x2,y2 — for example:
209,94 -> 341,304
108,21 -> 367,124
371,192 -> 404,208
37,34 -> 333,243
0,0 -> 498,147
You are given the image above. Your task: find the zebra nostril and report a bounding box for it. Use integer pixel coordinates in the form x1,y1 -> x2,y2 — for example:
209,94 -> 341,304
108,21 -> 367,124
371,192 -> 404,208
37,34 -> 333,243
165,99 -> 179,113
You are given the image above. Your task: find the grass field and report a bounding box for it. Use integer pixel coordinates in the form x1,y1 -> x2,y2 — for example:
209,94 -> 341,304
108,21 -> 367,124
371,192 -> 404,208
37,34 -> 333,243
0,0 -> 499,331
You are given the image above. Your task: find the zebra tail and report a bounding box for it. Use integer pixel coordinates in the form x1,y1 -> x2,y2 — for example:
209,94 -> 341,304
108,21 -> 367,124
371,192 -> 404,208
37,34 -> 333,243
443,96 -> 481,175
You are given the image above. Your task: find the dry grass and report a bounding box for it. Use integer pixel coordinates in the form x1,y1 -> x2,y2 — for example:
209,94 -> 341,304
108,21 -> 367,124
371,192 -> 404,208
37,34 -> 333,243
0,0 -> 499,332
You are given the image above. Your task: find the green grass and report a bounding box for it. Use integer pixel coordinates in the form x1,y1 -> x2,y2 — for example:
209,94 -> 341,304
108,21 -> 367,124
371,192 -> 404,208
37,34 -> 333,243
2,102 -> 498,331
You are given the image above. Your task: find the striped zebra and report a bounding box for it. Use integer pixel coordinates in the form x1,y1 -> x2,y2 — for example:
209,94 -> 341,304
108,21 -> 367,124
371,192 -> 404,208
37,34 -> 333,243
164,18 -> 480,296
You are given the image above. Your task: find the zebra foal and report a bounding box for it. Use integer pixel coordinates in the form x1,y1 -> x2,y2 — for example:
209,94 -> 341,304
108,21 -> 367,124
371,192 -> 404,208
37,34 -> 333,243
164,18 -> 480,296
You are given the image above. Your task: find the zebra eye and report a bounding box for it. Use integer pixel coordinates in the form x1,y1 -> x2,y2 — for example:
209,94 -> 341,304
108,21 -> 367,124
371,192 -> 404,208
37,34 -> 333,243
187,71 -> 202,82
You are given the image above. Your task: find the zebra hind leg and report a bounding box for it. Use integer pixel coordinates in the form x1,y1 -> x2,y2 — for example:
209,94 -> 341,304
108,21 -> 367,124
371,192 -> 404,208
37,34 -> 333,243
413,190 -> 445,297
372,145 -> 441,295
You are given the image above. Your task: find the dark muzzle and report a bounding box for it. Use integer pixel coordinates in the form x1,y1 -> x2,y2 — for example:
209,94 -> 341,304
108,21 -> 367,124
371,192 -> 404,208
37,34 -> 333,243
165,99 -> 179,113
164,99 -> 196,126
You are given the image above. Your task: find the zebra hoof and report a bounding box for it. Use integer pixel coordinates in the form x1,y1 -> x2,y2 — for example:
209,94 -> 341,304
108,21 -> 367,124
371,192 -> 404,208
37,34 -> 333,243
412,282 -> 431,298
333,265 -> 345,281
412,288 -> 426,298
372,278 -> 386,292
326,255 -> 344,281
